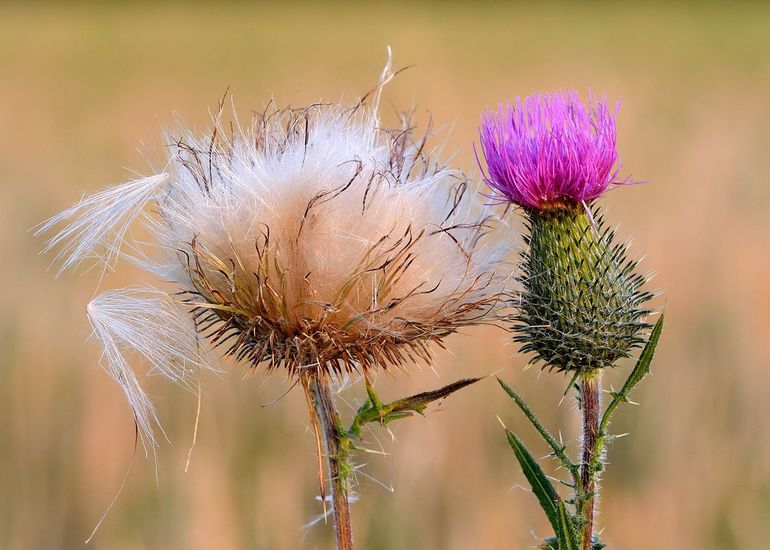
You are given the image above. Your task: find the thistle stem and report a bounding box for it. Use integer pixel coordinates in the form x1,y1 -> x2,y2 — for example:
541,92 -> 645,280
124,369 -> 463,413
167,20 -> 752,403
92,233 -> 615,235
305,374 -> 354,550
579,371 -> 601,550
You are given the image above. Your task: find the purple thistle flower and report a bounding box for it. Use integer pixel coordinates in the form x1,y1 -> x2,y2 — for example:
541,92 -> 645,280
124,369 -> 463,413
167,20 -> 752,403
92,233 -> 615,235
478,90 -> 628,211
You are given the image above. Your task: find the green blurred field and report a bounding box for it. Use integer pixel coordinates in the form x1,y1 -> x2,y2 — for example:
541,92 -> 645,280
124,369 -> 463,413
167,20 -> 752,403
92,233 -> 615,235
2,2 -> 770,549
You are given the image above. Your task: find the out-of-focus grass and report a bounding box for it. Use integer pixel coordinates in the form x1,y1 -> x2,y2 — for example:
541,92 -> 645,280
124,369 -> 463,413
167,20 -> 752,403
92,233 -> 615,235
2,2 -> 770,549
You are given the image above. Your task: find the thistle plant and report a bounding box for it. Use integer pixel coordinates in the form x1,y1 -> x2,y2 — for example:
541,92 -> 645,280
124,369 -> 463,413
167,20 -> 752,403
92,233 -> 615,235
478,90 -> 663,549
36,59 -> 511,549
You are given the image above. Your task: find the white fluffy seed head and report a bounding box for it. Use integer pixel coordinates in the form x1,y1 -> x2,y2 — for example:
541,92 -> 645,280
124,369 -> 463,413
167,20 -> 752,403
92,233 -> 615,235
38,62 -> 515,445
154,101 -> 513,376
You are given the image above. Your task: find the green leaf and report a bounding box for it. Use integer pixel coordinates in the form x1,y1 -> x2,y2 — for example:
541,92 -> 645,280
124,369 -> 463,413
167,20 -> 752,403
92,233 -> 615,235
498,378 -> 580,486
600,315 -> 664,433
541,536 -> 604,550
505,429 -> 561,535
384,378 -> 481,415
348,378 -> 481,439
365,379 -> 386,421
557,499 -> 580,550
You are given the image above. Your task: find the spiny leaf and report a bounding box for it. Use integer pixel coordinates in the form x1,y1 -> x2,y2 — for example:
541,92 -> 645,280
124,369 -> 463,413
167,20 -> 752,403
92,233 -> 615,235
618,314 -> 664,394
600,314 -> 664,433
506,429 -> 560,535
365,379 -> 386,420
348,377 -> 481,439
557,499 -> 580,550
541,536 -> 604,550
498,378 -> 580,485
378,377 -> 481,416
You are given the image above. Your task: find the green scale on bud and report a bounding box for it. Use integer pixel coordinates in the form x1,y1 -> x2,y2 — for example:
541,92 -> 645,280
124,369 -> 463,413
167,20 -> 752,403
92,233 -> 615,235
514,204 -> 652,373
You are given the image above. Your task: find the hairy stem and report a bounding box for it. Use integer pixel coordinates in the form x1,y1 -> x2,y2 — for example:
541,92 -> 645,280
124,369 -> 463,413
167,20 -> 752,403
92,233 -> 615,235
579,371 -> 601,550
305,374 -> 354,550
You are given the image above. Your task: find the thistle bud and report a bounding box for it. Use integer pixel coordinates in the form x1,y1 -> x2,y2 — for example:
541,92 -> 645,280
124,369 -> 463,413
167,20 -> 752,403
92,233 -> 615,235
517,205 -> 651,371
479,90 -> 651,372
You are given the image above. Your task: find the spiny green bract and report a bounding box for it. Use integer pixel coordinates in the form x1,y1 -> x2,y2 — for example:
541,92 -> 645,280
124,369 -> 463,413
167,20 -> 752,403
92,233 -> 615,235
514,206 -> 652,372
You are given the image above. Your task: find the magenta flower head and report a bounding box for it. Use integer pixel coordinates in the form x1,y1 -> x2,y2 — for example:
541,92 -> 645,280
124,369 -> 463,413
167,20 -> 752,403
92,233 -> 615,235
478,90 -> 624,211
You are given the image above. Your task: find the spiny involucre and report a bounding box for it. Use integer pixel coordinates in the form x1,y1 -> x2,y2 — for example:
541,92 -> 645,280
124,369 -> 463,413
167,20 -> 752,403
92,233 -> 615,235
478,89 -> 652,373
37,63 -> 513,448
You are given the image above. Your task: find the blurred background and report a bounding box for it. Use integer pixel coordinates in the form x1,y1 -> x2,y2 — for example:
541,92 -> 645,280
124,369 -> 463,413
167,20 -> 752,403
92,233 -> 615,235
2,2 -> 770,549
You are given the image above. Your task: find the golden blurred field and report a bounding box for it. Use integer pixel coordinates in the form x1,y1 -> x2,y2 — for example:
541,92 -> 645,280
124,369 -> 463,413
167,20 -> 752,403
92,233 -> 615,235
2,2 -> 770,549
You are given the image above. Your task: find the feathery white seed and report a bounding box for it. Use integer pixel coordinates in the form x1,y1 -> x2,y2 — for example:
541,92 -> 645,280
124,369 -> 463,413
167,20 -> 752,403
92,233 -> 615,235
36,173 -> 168,277
86,287 -> 215,449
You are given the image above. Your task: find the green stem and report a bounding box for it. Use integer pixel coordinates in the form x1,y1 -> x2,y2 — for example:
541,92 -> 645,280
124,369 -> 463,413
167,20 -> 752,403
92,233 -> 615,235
579,371 -> 602,550
305,374 -> 354,550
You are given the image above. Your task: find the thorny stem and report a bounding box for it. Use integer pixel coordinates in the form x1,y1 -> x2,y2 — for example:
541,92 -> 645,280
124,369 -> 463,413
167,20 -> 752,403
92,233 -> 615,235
304,374 -> 354,550
579,371 -> 601,550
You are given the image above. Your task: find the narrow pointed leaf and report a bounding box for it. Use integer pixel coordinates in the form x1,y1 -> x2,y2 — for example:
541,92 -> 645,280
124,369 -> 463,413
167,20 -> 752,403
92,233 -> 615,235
542,535 -> 603,550
557,499 -> 579,550
384,377 -> 481,416
601,315 -> 664,432
365,380 -> 385,415
348,377 -> 481,438
499,378 -> 580,484
506,429 -> 560,534
542,535 -> 604,550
